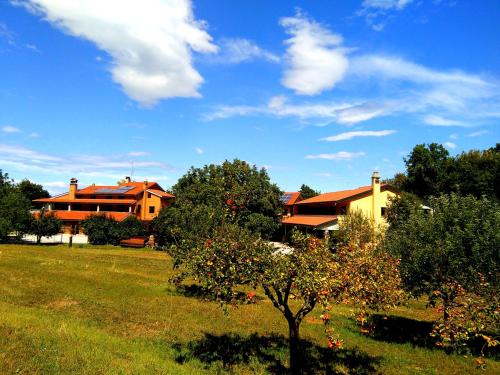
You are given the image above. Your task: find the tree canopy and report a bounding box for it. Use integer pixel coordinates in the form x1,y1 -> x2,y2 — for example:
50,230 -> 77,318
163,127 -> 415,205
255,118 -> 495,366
400,143 -> 500,200
153,159 -> 283,247
298,184 -> 319,200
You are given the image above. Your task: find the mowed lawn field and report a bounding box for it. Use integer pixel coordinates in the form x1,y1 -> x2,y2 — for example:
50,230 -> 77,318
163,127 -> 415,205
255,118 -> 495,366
0,245 -> 498,374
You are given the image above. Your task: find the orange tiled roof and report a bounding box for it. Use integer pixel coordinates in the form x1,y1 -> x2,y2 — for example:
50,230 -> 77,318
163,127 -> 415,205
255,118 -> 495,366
147,189 -> 174,199
34,211 -> 132,222
34,198 -> 137,204
281,192 -> 301,206
282,215 -> 338,227
296,184 -> 391,205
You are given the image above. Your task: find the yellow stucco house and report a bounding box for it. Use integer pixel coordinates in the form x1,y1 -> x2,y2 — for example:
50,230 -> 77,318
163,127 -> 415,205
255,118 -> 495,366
282,172 -> 399,235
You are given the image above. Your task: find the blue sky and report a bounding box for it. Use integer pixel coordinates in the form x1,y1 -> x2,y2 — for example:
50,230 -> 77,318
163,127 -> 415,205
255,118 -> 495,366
0,0 -> 499,195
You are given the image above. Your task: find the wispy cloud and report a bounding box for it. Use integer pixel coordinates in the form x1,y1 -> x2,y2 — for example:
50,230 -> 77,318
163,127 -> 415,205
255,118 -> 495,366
443,141 -> 457,149
1,125 -> 21,133
16,0 -> 218,106
280,11 -> 349,95
305,151 -> 365,160
467,130 -> 488,137
315,172 -> 333,177
422,115 -> 468,127
211,38 -> 279,64
195,147 -> 204,154
0,144 -> 175,183
127,151 -> 151,157
321,130 -> 396,141
357,0 -> 414,31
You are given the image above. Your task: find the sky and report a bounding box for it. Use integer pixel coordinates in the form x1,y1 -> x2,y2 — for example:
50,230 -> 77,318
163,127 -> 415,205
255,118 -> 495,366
0,0 -> 499,195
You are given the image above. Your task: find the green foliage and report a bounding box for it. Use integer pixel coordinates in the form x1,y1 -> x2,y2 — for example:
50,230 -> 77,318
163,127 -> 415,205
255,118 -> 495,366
299,184 -> 319,200
384,194 -> 500,350
153,159 -> 282,247
82,214 -> 120,245
400,143 -> 500,200
333,210 -> 377,248
28,209 -> 62,244
403,143 -> 450,198
17,179 -> 50,206
116,216 -> 147,239
385,192 -> 423,229
0,189 -> 32,241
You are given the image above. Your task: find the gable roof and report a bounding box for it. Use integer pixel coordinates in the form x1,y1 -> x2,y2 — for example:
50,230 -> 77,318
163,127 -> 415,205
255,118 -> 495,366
77,181 -> 160,196
296,184 -> 394,205
146,189 -> 174,199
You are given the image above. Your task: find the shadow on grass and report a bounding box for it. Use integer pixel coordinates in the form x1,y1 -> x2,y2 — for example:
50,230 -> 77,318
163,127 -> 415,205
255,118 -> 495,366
173,332 -> 380,374
365,314 -> 498,358
367,314 -> 436,349
174,283 -> 265,303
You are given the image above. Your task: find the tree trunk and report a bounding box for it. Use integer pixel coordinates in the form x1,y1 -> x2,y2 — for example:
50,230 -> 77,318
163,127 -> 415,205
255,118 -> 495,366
288,317 -> 303,375
36,235 -> 41,245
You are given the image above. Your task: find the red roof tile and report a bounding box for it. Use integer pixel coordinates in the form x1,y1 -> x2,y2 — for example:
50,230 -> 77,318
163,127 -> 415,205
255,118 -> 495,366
34,211 -> 132,222
34,198 -> 137,204
296,184 -> 394,205
282,215 -> 338,227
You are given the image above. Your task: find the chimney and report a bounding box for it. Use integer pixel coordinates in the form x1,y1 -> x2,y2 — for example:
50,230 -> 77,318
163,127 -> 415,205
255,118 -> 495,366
69,178 -> 78,199
125,176 -> 131,183
371,172 -> 381,224
143,180 -> 148,189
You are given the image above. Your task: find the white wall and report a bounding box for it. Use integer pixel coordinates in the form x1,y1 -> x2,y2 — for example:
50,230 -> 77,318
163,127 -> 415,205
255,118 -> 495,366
22,234 -> 89,244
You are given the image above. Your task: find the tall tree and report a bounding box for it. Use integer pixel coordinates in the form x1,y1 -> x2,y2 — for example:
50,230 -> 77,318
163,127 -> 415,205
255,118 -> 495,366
0,189 -> 32,241
403,143 -> 450,198
153,159 -> 283,246
17,179 -> 50,207
299,184 -> 319,200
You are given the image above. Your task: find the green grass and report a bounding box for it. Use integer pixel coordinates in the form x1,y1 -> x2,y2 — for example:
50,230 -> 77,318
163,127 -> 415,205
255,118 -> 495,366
0,244 -> 497,374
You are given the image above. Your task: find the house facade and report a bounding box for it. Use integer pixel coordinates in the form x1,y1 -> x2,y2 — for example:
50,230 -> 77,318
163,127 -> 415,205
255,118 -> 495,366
282,172 -> 399,235
34,177 -> 174,235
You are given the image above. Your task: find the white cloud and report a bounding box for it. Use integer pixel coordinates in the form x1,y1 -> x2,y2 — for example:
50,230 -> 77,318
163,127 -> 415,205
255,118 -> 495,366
358,0 -> 414,31
362,0 -> 413,10
1,125 -> 21,133
213,38 -> 279,64
449,133 -> 458,140
467,130 -> 488,137
17,0 -> 218,106
443,141 -> 457,149
305,151 -> 365,161
205,96 -> 386,125
195,147 -> 204,154
280,12 -> 349,95
42,181 -> 67,188
127,151 -> 151,157
321,130 -> 396,141
423,115 -> 468,127
315,172 -> 333,177
0,144 -> 175,183
29,132 -> 40,138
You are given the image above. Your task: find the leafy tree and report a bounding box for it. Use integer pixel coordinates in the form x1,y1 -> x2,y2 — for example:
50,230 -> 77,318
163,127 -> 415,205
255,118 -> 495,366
385,192 -> 423,229
153,159 -> 283,246
403,143 -> 450,198
383,194 -> 500,349
116,216 -> 147,240
29,209 -> 62,244
17,179 -> 50,206
170,218 -> 403,374
0,189 -> 32,241
382,172 -> 407,191
0,169 -> 13,196
81,214 -> 120,245
299,184 -> 319,200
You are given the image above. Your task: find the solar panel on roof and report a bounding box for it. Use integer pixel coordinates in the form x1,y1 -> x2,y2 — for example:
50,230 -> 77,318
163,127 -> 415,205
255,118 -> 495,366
280,193 -> 293,204
95,186 -> 134,194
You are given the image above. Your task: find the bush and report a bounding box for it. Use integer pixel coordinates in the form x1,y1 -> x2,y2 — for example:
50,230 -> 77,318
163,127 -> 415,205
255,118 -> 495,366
82,214 -> 120,245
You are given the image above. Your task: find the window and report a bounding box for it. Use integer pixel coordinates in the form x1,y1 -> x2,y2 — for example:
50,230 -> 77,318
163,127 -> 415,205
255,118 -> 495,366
137,205 -> 141,214
149,206 -> 155,214
147,193 -> 152,198
340,206 -> 347,215
381,207 -> 387,217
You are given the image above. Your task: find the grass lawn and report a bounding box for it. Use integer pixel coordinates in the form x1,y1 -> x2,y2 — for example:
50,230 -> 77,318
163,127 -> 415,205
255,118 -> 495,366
0,244 -> 497,374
